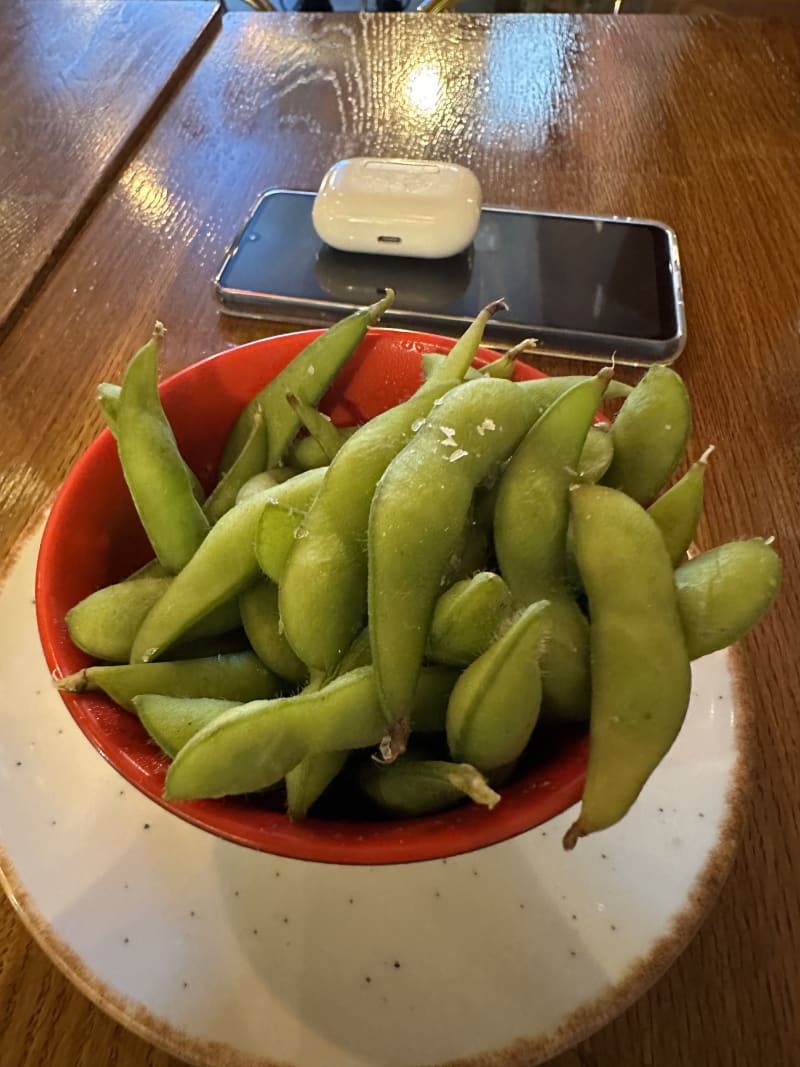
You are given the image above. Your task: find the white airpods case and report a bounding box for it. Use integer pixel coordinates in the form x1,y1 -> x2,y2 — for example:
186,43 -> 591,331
312,157 -> 482,259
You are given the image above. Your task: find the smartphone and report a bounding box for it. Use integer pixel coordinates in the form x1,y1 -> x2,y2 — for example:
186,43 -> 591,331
215,190 -> 686,365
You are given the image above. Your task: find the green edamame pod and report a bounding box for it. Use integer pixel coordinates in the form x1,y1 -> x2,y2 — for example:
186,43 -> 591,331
236,468 -> 300,504
478,337 -> 538,379
116,325 -> 210,573
131,471 -> 325,663
100,382 -> 206,507
283,627 -> 373,816
285,750 -> 349,819
563,485 -> 691,849
66,577 -> 240,663
221,291 -> 394,472
57,652 -> 277,712
370,377 -> 545,756
67,577 -> 170,663
577,425 -> 614,484
125,558 -> 169,581
280,300 -> 508,674
356,754 -> 500,816
239,578 -> 308,686
287,434 -> 338,471
164,665 -> 458,801
286,392 -> 350,462
602,365 -> 691,504
648,445 -> 713,566
203,408 -> 268,524
254,467 -> 326,583
494,373 -> 610,719
423,352 -> 481,382
135,695 -> 239,758
446,600 -> 549,773
427,572 -> 513,666
675,538 -> 781,659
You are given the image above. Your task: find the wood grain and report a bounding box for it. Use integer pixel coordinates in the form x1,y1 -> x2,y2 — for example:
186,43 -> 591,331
1,13 -> 799,1067
0,0 -> 221,341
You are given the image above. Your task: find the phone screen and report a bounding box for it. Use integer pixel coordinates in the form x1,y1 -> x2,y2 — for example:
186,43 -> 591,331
217,191 -> 682,359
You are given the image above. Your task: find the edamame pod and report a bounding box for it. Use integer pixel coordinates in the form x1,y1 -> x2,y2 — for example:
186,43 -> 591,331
675,538 -> 781,659
280,301 -> 508,674
254,466 -> 326,583
369,377 -> 545,755
100,382 -> 206,506
423,352 -> 481,381
57,652 -> 277,712
563,485 -> 691,849
116,325 -> 210,572
446,600 -> 549,773
135,695 -> 239,758
131,471 -> 325,663
285,751 -> 349,819
602,365 -> 691,504
203,408 -> 267,524
427,572 -> 513,666
221,291 -> 394,472
494,373 -> 610,719
648,446 -> 713,566
577,425 -> 614,484
236,467 -> 299,504
286,392 -> 350,462
164,665 -> 458,800
66,578 -> 240,663
239,578 -> 308,686
356,754 -> 500,816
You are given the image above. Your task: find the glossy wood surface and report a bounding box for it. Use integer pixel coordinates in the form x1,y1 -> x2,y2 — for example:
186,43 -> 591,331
0,0 -> 220,340
1,13 -> 799,1067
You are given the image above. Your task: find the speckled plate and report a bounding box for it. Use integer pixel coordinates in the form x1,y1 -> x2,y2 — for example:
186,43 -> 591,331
0,518 -> 744,1067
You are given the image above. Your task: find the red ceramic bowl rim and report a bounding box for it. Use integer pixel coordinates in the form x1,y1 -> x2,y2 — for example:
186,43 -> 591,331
35,327 -> 588,865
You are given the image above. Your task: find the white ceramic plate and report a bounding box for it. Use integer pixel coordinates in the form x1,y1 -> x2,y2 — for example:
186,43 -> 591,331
0,520 -> 743,1067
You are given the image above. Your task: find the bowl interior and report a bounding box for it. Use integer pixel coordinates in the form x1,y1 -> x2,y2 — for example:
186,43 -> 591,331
36,328 -> 587,864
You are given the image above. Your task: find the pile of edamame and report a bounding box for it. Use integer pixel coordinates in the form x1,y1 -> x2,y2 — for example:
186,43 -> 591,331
60,291 -> 782,847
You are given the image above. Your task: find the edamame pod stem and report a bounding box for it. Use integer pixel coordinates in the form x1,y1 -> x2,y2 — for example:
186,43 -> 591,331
280,301 -> 508,674
221,290 -> 395,472
131,471 -> 324,663
675,537 -> 781,659
356,755 -> 500,816
163,665 -> 458,800
478,338 -> 538,379
239,578 -> 308,686
446,600 -> 549,773
427,572 -> 514,666
66,577 -> 241,663
648,445 -> 713,566
563,485 -> 691,850
203,408 -> 268,524
369,377 -> 546,757
286,392 -> 349,462
601,365 -> 691,504
135,696 -> 239,758
57,652 -> 277,712
116,325 -> 210,573
285,751 -> 349,819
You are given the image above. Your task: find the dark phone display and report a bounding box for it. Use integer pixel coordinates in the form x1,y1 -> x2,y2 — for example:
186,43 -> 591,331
218,191 -> 678,344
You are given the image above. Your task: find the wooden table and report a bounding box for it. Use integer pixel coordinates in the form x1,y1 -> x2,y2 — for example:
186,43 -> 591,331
0,0 -> 221,342
1,12 -> 798,1067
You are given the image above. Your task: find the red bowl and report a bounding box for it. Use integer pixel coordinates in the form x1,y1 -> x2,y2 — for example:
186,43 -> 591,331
35,328 -> 588,864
